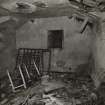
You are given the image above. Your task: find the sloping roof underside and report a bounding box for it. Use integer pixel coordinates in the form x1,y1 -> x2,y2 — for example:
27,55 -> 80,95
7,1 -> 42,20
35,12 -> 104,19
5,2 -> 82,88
0,0 -> 104,20
0,0 -> 69,6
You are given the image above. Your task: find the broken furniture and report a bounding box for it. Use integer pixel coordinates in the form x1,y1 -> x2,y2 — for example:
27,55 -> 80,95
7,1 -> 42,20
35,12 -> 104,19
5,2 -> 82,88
21,61 -> 40,83
7,65 -> 27,92
7,48 -> 51,92
16,48 -> 51,74
16,48 -> 51,82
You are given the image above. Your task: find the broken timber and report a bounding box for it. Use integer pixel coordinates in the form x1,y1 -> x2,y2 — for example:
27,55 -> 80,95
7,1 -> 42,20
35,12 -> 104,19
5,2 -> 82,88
9,4 -> 98,23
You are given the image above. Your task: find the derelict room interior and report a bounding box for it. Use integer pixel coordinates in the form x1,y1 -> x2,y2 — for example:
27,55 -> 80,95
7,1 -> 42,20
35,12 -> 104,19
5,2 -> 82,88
0,0 -> 105,105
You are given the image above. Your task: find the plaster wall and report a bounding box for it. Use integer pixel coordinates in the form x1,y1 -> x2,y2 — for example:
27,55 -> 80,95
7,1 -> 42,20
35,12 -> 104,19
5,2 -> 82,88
16,16 -> 94,72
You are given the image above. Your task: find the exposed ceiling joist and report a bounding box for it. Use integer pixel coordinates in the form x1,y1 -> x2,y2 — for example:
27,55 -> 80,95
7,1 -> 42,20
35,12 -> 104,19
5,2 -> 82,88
9,4 -> 98,23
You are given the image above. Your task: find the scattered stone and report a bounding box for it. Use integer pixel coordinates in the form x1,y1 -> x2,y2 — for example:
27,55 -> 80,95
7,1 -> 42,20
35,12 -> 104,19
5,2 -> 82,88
1,73 -> 98,105
43,81 -> 65,94
0,98 -> 8,105
41,75 -> 49,84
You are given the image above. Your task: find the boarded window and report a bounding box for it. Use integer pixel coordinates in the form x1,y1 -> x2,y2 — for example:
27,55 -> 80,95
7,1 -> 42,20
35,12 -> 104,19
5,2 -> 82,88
48,30 -> 64,49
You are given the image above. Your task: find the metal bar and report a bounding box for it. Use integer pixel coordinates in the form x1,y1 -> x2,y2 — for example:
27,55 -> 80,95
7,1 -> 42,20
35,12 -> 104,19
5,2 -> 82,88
48,49 -> 51,75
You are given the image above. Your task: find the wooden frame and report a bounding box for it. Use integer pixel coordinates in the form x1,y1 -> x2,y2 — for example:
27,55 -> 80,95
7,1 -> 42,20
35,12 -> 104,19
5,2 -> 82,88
7,65 -> 27,92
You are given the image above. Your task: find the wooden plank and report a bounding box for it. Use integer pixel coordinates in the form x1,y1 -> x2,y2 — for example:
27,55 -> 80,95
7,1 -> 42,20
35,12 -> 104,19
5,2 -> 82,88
79,17 -> 89,33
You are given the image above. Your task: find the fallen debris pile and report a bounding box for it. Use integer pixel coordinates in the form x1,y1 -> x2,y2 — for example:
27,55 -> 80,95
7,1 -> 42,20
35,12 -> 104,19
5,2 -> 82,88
1,73 -> 103,105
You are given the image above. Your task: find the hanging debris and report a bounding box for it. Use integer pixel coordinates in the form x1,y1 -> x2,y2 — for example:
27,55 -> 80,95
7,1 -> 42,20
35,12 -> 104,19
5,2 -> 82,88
33,1 -> 48,8
4,2 -> 37,13
97,1 -> 105,12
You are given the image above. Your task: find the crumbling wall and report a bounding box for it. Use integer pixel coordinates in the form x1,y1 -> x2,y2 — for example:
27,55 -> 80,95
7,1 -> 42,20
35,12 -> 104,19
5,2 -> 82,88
16,16 -> 94,73
0,20 -> 16,78
92,21 -> 105,88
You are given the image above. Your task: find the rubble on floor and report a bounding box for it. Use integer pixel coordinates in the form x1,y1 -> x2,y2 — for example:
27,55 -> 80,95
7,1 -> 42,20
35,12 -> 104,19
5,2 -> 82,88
0,73 -> 105,105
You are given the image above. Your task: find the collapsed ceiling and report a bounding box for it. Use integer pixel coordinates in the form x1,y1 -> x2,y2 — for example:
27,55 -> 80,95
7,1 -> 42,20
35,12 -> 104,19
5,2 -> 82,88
0,0 -> 104,18
0,0 -> 104,13
0,0 -> 105,25
0,0 -> 105,11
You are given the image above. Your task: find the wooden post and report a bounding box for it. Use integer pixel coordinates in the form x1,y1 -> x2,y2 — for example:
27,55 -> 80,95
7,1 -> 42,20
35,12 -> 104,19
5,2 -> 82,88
33,60 -> 40,76
23,64 -> 30,79
18,65 -> 27,89
79,17 -> 89,33
7,70 -> 15,92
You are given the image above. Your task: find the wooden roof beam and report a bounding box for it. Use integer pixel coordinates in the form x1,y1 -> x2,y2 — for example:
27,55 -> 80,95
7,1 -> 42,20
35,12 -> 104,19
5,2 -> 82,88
10,4 -> 99,23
